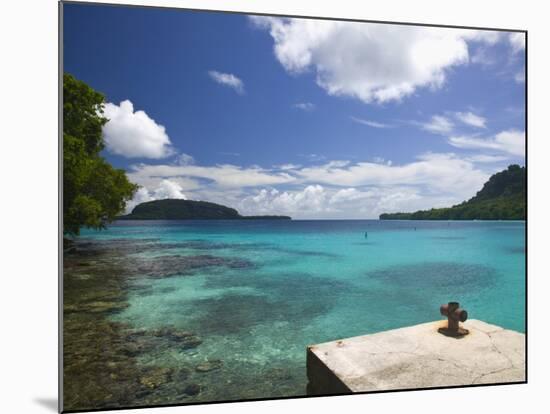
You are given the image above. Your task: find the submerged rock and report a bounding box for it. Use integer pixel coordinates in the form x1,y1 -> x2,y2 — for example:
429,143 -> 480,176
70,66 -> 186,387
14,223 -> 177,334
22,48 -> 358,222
84,300 -> 129,314
124,328 -> 148,340
181,336 -> 203,350
174,367 -> 191,382
63,304 -> 80,314
151,327 -> 175,337
120,339 -> 157,357
182,383 -> 201,396
171,330 -> 194,339
64,300 -> 129,315
149,327 -> 202,349
139,367 -> 174,389
128,254 -> 256,278
195,359 -> 223,373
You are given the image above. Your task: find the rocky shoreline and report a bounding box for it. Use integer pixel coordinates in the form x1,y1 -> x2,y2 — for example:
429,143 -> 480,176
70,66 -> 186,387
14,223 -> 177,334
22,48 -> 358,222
63,237 -> 308,411
63,239 -> 234,411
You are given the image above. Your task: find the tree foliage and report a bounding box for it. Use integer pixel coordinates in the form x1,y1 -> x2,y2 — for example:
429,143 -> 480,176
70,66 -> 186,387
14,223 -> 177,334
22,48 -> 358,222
380,165 -> 526,220
63,73 -> 137,235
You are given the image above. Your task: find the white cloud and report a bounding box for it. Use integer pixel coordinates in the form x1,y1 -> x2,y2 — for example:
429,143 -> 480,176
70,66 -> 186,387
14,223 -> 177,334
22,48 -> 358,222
251,17 -> 500,103
125,153 -> 508,218
470,31 -> 502,45
454,111 -> 487,128
102,100 -> 174,159
372,157 -> 392,166
325,160 -> 351,168
300,153 -> 327,162
238,182 -> 476,220
350,116 -> 392,128
152,179 -> 188,200
175,153 -> 195,165
421,115 -> 454,134
415,111 -> 489,134
126,187 -> 153,213
465,154 -> 509,163
470,46 -> 496,66
130,153 -> 493,200
208,70 -> 245,94
293,102 -> 315,111
125,179 -> 187,213
275,163 -> 301,170
295,152 -> 489,200
329,187 -> 373,204
128,163 -> 294,189
327,186 -> 433,217
509,33 -> 525,54
448,129 -> 525,157
239,185 -> 329,217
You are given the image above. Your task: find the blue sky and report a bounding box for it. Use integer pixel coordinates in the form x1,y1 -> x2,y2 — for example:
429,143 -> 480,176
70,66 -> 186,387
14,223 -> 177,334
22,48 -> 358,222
63,3 -> 525,219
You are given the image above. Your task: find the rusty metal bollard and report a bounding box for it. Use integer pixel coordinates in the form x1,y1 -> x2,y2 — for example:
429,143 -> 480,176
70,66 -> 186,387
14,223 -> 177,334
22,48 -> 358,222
438,302 -> 469,337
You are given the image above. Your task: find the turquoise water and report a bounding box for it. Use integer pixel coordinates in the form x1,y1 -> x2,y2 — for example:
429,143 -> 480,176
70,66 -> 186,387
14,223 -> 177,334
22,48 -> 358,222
80,219 -> 525,400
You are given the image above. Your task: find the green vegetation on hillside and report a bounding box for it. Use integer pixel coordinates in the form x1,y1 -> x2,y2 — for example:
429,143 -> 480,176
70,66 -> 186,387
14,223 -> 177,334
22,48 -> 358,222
380,165 -> 526,220
119,199 -> 291,220
63,73 -> 137,235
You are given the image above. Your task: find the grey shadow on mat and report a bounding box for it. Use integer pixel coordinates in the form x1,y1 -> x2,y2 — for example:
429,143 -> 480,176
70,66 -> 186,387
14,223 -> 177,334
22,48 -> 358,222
34,398 -> 58,412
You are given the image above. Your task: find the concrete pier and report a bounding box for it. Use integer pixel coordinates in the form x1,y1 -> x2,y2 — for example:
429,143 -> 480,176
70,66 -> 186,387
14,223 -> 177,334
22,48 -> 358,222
306,319 -> 525,395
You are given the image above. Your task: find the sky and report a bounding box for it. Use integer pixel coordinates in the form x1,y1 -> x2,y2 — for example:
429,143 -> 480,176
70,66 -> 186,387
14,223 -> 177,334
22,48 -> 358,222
63,3 -> 526,219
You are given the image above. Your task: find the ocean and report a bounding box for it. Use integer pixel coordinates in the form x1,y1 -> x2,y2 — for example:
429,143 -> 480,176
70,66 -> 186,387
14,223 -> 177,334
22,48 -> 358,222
67,219 -> 525,407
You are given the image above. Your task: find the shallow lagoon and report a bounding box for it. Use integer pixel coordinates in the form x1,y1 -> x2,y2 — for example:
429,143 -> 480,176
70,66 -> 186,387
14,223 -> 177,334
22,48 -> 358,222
65,220 -> 525,409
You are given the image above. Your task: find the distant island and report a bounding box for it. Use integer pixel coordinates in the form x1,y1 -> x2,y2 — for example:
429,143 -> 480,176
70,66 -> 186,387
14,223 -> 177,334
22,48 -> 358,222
380,165 -> 525,220
118,199 -> 291,220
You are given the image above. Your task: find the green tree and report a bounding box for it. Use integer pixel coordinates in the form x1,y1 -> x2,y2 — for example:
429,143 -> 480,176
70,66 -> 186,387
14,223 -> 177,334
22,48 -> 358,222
63,73 -> 137,235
